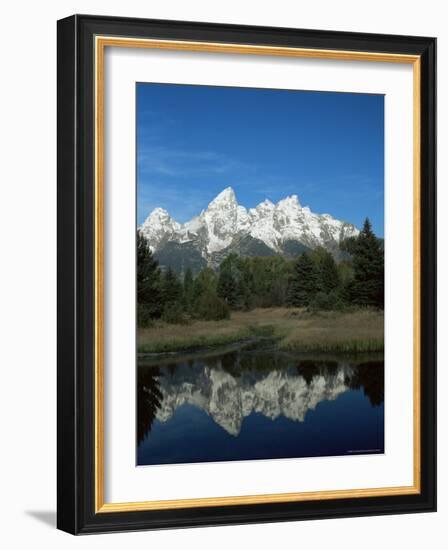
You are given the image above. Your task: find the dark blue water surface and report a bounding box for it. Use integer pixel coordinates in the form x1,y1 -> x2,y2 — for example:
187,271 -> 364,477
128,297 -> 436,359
137,344 -> 384,466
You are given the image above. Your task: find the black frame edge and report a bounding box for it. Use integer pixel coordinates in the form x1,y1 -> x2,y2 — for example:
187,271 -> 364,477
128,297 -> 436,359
57,14 -> 437,535
71,12 -> 437,47
57,14 -> 79,535
419,36 -> 437,514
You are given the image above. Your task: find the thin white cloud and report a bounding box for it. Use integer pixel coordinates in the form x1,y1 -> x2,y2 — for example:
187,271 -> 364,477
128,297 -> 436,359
138,146 -> 255,178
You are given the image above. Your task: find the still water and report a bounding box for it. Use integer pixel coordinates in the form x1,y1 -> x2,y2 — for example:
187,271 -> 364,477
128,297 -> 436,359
137,343 -> 384,466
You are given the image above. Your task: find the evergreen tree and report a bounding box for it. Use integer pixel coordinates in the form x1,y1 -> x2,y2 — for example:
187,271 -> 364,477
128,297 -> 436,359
161,267 -> 182,306
239,260 -> 254,309
287,252 -> 318,307
216,253 -> 247,309
192,267 -> 217,303
182,267 -> 194,312
349,218 -> 384,308
319,251 -> 340,294
247,255 -> 291,308
309,246 -> 330,268
339,235 -> 358,256
137,230 -> 162,324
217,268 -> 239,307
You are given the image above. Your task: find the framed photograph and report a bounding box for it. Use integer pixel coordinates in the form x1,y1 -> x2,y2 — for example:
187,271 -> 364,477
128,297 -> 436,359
57,15 -> 436,534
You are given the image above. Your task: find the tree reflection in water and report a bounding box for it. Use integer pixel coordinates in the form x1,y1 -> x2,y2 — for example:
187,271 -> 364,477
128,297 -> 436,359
347,360 -> 384,407
137,366 -> 162,445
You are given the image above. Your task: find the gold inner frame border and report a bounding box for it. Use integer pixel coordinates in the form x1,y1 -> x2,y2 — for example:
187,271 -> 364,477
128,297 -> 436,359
94,36 -> 421,514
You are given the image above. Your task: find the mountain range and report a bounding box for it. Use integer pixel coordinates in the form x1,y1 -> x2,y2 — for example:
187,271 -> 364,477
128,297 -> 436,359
139,187 -> 359,272
154,362 -> 352,436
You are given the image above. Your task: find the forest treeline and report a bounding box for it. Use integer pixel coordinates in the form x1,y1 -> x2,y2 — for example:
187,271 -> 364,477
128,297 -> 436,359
137,218 -> 384,327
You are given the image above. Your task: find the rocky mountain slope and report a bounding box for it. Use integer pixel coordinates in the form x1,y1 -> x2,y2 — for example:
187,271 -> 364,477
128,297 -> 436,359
139,187 -> 359,271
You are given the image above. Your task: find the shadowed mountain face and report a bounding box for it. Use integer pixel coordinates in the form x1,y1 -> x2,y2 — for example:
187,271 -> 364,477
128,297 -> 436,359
137,346 -> 384,465
140,187 -> 359,272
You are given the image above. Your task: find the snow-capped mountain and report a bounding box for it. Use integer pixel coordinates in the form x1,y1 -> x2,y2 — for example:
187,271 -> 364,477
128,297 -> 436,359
139,187 -> 359,271
153,362 -> 352,436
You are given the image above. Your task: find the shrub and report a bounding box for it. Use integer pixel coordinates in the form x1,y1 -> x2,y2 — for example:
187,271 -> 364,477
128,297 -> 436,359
138,303 -> 155,328
195,290 -> 230,321
161,303 -> 189,325
308,290 -> 344,312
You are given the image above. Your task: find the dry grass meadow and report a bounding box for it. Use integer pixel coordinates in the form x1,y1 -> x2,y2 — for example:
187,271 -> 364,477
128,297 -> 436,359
138,308 -> 384,354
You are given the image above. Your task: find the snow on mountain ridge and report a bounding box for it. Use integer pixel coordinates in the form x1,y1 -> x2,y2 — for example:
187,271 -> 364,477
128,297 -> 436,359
139,186 -> 359,261
208,186 -> 237,207
155,364 -> 351,436
140,207 -> 180,252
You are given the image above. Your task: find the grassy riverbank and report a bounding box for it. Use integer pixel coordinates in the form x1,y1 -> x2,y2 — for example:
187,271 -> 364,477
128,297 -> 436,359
138,308 -> 384,354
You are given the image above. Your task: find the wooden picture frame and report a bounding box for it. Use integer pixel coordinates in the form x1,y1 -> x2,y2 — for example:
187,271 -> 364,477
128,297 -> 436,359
57,14 -> 436,534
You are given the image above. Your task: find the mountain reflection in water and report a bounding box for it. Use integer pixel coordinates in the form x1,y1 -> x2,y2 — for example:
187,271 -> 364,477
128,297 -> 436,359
137,345 -> 384,466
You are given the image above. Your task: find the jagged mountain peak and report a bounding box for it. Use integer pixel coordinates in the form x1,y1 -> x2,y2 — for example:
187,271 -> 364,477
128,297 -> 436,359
255,198 -> 275,212
208,186 -> 237,208
140,207 -> 179,252
139,187 -> 359,269
147,207 -> 173,221
277,194 -> 301,209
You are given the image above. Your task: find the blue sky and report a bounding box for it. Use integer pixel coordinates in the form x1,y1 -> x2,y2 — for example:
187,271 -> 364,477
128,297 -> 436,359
137,83 -> 384,236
